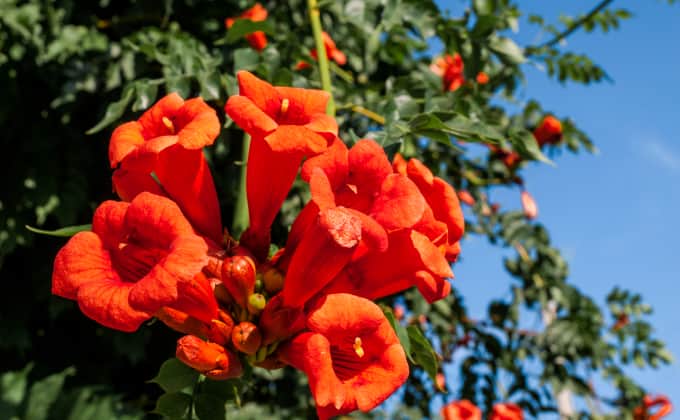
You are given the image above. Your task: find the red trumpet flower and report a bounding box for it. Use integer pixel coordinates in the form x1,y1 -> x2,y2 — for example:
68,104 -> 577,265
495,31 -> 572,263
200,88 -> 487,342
278,294 -> 409,420
225,3 -> 268,52
225,71 -> 337,259
430,53 -> 465,92
491,403 -> 524,420
108,93 -> 222,243
634,395 -> 673,420
441,400 -> 482,420
52,192 -> 216,331
533,115 -> 563,147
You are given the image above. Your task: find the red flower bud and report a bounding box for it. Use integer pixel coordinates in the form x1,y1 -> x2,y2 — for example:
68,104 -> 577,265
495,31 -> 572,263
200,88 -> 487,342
442,400 -> 481,420
176,335 -> 242,380
435,372 -> 446,392
262,265 -> 285,294
393,304 -> 405,321
155,307 -> 209,338
533,115 -> 563,147
476,71 -> 489,84
221,255 -> 256,307
232,322 -> 262,355
207,309 -> 235,345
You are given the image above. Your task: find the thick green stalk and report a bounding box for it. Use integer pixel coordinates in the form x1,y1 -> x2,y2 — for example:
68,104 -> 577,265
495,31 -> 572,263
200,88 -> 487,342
232,133 -> 250,237
307,0 -> 335,116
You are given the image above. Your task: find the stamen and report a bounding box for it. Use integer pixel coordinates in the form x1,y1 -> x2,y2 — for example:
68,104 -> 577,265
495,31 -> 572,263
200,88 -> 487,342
162,116 -> 175,133
280,98 -> 290,114
353,337 -> 364,358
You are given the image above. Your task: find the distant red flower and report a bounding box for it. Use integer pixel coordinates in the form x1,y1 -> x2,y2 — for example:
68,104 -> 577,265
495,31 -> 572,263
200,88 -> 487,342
488,144 -> 521,169
476,72 -> 489,84
109,93 -> 222,243
634,395 -> 673,420
296,31 -> 347,70
225,71 -> 337,259
176,335 -> 242,380
431,53 -> 465,92
520,190 -> 538,220
491,403 -> 523,420
225,3 -> 268,51
52,193 -> 216,331
441,400 -> 482,420
278,293 -> 409,420
533,115 -> 563,147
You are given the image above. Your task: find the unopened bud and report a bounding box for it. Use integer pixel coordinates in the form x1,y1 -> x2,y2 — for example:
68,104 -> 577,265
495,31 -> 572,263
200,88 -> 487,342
155,307 -> 209,338
457,190 -> 476,206
262,265 -> 285,294
435,372 -> 446,391
221,255 -> 256,307
232,322 -> 262,355
176,335 -> 242,380
247,293 -> 266,315
393,304 -> 405,321
520,190 -> 538,220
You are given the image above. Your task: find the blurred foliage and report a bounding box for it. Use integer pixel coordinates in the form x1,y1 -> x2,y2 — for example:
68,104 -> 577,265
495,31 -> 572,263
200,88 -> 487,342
0,0 -> 673,419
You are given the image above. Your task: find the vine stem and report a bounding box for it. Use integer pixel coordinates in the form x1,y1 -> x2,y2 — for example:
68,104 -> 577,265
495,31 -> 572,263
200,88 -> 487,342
232,133 -> 250,237
307,0 -> 335,116
530,0 -> 614,51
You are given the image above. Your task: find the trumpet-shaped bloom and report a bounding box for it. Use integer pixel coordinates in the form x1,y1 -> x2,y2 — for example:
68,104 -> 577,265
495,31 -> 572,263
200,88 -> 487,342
109,93 -> 222,243
393,154 -> 464,262
634,395 -> 673,420
278,293 -> 409,420
225,3 -> 268,52
490,403 -> 524,420
225,71 -> 337,259
533,115 -> 563,147
276,138 -> 453,304
441,400 -> 482,420
52,192 -> 216,331
431,53 -> 465,92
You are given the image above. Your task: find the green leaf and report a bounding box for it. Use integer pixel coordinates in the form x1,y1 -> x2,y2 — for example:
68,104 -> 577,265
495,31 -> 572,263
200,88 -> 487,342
153,392 -> 192,419
198,71 -> 221,101
508,127 -> 553,165
474,0 -> 494,16
406,325 -> 439,383
131,80 -> 159,112
233,48 -> 260,71
26,224 -> 91,237
25,366 -> 76,420
0,363 -> 33,406
384,308 -> 412,363
225,19 -> 274,44
489,36 -> 526,64
86,85 -> 135,134
150,358 -> 199,394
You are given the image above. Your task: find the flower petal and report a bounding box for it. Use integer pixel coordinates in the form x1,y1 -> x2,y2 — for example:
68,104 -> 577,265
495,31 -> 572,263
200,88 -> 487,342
225,94 -> 278,139
76,277 -> 152,332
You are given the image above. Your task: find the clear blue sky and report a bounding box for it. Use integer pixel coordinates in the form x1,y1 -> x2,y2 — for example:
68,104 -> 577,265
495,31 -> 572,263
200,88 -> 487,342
436,0 -> 680,417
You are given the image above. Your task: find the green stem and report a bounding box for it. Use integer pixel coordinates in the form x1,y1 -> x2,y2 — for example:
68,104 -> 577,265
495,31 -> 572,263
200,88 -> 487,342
232,133 -> 250,237
307,0 -> 335,116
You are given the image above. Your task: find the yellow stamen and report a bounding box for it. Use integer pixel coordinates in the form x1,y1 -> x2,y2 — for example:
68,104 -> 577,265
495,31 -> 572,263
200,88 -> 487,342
162,116 -> 175,133
280,98 -> 290,114
353,337 -> 364,358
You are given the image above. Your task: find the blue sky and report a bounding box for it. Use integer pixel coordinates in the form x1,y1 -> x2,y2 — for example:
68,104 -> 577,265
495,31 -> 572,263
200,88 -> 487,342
436,0 -> 680,418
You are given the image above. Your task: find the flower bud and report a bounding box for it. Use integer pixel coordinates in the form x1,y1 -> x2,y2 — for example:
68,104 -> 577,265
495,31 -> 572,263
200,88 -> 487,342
520,190 -> 538,220
262,265 -> 285,294
176,335 -> 242,380
476,71 -> 489,84
435,372 -> 446,392
457,190 -> 475,206
247,293 -> 266,315
221,255 -> 256,307
533,115 -> 563,147
393,304 -> 405,321
232,321 -> 262,355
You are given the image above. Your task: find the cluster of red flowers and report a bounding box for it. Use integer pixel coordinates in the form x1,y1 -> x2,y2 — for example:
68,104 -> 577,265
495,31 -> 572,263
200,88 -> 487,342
225,3 -> 268,51
51,71 -> 464,419
441,400 -> 523,420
